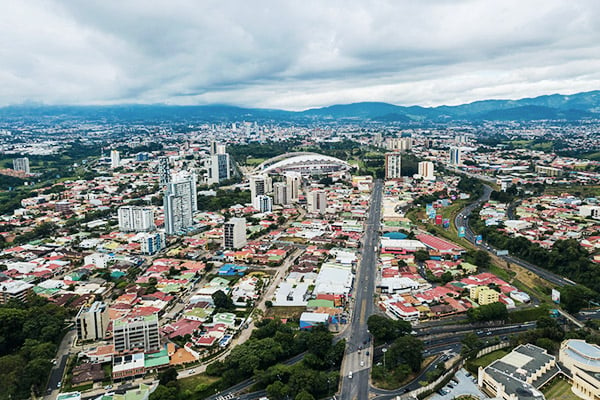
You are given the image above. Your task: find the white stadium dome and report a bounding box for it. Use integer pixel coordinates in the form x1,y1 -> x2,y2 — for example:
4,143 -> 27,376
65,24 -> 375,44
254,152 -> 351,175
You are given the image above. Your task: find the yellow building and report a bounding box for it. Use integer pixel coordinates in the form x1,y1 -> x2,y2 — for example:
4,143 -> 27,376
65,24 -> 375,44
469,285 -> 499,305
478,288 -> 499,305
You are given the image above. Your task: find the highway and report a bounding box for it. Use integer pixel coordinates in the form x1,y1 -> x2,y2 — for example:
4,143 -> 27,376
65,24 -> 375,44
340,179 -> 383,400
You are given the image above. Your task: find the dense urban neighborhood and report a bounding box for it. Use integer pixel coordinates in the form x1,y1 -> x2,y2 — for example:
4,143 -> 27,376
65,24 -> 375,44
0,111 -> 599,400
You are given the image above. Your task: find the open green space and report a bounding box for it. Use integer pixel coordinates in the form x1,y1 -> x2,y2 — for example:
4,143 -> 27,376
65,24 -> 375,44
544,184 -> 600,197
542,378 -> 580,400
508,304 -> 550,323
178,374 -> 220,397
466,349 -> 510,373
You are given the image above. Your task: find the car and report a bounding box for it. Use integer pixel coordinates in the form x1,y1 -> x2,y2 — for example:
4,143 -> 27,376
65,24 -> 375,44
104,385 -> 113,390
189,369 -> 195,374
57,382 -> 61,388
360,361 -> 364,367
348,371 -> 353,379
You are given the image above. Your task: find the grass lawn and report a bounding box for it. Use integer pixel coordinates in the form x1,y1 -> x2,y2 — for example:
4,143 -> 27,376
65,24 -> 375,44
179,373 -> 220,393
544,184 -> 600,197
508,304 -> 550,323
245,157 -> 266,166
543,378 -> 580,400
467,349 -> 510,373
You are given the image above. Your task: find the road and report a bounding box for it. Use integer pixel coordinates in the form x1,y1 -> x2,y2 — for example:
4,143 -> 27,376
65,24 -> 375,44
340,179 -> 383,400
45,329 -> 77,399
454,184 -> 573,287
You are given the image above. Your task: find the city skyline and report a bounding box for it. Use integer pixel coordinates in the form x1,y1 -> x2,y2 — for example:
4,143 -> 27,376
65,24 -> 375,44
1,0 -> 600,110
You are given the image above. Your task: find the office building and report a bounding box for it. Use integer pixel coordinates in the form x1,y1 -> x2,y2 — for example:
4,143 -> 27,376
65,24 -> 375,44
13,157 -> 30,174
164,174 -> 197,235
76,301 -> 109,341
255,195 -> 273,213
285,172 -> 302,202
449,146 -> 461,166
273,182 -> 289,205
478,344 -> 558,400
210,141 -> 227,156
0,280 -> 34,304
559,340 -> 600,400
250,174 -> 272,204
136,152 -> 149,162
223,218 -> 247,249
309,190 -> 327,214
208,153 -> 230,184
535,165 -> 563,177
157,156 -> 170,187
418,161 -> 435,180
118,206 -> 155,232
111,150 -> 121,169
385,152 -> 402,180
113,314 -> 161,354
139,232 -> 166,255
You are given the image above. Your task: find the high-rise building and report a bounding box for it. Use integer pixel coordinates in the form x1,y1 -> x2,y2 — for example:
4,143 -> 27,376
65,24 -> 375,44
254,195 -> 273,213
76,301 -> 109,341
111,150 -> 121,169
273,182 -> 289,205
250,175 -> 267,200
386,137 -> 412,152
118,206 -> 155,232
309,190 -> 327,214
13,157 -> 30,174
285,172 -> 302,202
139,232 -> 166,255
164,174 -> 197,235
113,314 -> 161,354
223,218 -> 247,249
210,141 -> 227,156
418,161 -> 435,180
385,153 -> 402,180
208,153 -> 230,184
157,156 -> 170,187
449,146 -> 462,166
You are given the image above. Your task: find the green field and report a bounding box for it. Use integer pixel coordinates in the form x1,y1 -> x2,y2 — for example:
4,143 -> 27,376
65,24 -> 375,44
543,378 -> 580,400
466,349 -> 510,373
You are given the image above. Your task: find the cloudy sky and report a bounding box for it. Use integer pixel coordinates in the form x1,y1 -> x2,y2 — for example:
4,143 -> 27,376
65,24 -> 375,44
1,0 -> 600,110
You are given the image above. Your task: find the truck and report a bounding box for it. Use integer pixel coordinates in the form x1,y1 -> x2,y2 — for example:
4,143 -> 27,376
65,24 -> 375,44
496,249 -> 509,256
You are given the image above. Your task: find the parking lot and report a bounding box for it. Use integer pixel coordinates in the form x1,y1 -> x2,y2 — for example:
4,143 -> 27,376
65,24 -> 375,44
428,368 -> 488,400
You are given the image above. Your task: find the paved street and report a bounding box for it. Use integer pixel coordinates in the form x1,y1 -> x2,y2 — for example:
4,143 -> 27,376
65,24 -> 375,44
340,179 -> 383,400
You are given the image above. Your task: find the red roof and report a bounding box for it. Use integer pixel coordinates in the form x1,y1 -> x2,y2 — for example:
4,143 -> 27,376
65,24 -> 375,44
416,234 -> 464,252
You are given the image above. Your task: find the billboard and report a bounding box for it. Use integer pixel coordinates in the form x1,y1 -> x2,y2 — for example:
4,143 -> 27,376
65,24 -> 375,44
551,288 -> 560,304
442,219 -> 450,229
426,204 -> 436,219
475,235 -> 483,245
458,226 -> 466,237
435,215 -> 443,225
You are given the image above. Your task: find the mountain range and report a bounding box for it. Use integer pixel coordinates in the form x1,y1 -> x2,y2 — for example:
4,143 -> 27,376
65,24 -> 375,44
1,90 -> 600,123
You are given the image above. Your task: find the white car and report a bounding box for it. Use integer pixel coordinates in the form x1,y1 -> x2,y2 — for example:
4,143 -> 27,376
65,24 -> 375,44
360,360 -> 365,367
348,371 -> 353,379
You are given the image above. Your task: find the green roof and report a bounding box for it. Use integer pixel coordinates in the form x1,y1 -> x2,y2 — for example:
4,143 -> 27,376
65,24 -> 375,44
213,312 -> 236,325
209,277 -> 230,287
57,393 -> 81,400
113,314 -> 158,327
307,299 -> 334,308
144,347 -> 170,369
184,307 -> 211,320
112,384 -> 152,400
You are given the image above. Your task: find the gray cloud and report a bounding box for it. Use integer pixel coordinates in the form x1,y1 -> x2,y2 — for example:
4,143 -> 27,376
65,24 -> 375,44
0,0 -> 599,109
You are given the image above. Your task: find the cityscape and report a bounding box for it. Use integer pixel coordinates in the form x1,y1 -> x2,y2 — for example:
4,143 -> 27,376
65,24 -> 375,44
1,2 -> 600,400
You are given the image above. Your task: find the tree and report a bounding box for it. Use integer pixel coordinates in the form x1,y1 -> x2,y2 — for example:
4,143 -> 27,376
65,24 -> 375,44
388,336 -> 423,372
212,290 -> 234,310
267,380 -> 291,400
367,315 -> 411,344
461,332 -> 482,359
158,367 -> 178,385
560,285 -> 596,313
295,390 -> 315,400
467,302 -> 508,323
414,249 -> 430,263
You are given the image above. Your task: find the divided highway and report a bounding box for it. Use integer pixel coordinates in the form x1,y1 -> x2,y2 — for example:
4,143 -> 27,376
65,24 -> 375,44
340,179 -> 383,400
455,184 -> 573,287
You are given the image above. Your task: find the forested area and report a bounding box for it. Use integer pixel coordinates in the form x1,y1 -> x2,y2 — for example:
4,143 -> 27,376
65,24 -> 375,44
197,189 -> 251,211
150,320 -> 344,400
0,295 -> 68,399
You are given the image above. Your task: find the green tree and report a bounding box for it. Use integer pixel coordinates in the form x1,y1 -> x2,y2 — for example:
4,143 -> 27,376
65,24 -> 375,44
295,390 -> 315,400
388,336 -> 423,372
367,315 -> 411,344
212,290 -> 234,310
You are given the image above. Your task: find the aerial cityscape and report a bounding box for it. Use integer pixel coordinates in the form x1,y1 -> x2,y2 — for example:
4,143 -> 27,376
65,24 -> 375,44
1,2 -> 600,400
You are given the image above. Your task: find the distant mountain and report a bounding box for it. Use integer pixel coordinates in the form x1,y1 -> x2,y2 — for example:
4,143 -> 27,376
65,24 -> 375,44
1,90 -> 599,123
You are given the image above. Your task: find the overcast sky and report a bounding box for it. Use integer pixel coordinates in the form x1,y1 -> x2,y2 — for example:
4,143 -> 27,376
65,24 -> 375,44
1,0 -> 599,110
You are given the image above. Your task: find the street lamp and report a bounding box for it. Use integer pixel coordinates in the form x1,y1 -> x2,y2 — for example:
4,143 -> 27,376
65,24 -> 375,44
382,347 -> 388,373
